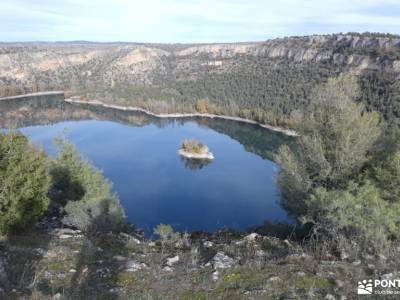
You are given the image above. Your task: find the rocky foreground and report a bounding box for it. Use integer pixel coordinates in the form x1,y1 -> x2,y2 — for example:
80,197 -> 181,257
1,221 -> 399,299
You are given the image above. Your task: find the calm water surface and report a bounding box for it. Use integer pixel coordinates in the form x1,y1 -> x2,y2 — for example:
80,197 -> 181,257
2,98 -> 294,234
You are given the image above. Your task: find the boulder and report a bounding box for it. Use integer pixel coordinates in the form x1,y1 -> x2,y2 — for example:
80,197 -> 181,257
166,255 -> 180,266
125,261 -> 148,272
244,233 -> 260,242
211,252 -> 235,269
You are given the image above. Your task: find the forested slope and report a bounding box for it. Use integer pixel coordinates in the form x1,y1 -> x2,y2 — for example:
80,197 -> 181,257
0,33 -> 399,127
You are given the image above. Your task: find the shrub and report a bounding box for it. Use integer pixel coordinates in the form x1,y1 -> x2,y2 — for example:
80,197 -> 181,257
304,183 -> 399,251
0,131 -> 50,234
153,224 -> 188,250
373,149 -> 400,202
195,98 -> 213,114
50,138 -> 125,232
50,138 -> 114,205
63,197 -> 125,232
181,139 -> 208,154
154,224 -> 175,240
275,76 -> 399,253
276,76 -> 382,211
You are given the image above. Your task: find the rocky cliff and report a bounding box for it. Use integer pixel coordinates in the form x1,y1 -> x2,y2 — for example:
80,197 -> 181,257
1,33 -> 399,125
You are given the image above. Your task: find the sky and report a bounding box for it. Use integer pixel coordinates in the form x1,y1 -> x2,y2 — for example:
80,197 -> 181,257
1,0 -> 399,43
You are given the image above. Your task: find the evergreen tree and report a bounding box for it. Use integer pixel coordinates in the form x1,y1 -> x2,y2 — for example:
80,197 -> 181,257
276,76 -> 382,211
0,131 -> 50,234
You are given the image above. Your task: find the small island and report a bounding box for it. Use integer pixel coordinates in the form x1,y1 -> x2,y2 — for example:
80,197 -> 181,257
178,139 -> 214,160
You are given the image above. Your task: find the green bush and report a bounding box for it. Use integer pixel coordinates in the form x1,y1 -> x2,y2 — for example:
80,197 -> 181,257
153,224 -> 189,250
51,138 -> 125,232
304,183 -> 399,250
153,224 -> 175,240
0,131 -> 50,234
276,76 -> 382,211
63,197 -> 125,232
50,138 -> 113,205
373,150 -> 400,203
275,76 -> 400,252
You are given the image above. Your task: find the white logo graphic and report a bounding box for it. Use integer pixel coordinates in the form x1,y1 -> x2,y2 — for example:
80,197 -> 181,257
358,279 -> 373,294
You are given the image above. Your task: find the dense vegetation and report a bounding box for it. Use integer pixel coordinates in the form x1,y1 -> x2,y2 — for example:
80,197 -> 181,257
276,75 -> 400,253
85,58 -> 343,129
75,34 -> 400,128
0,132 -> 50,234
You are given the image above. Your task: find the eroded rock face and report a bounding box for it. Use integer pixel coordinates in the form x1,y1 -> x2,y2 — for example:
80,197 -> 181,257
176,43 -> 255,58
0,34 -> 398,99
115,47 -> 169,66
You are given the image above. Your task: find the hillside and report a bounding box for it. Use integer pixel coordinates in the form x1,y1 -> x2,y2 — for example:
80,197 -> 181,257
2,225 -> 398,299
0,33 -> 399,127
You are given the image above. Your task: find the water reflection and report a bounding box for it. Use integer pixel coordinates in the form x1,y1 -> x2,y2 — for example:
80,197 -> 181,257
0,95 -> 296,162
180,156 -> 212,170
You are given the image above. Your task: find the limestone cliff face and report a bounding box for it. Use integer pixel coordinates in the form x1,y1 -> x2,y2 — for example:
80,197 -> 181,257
173,34 -> 400,68
0,44 -> 170,94
0,34 -> 398,100
175,43 -> 256,58
254,35 -> 400,63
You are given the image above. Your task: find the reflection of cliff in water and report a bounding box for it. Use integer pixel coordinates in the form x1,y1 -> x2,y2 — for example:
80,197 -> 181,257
180,156 -> 212,170
195,118 -> 296,161
0,94 -> 295,162
0,95 -> 171,129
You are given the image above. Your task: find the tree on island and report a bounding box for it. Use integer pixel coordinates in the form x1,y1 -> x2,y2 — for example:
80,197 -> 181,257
181,139 -> 209,154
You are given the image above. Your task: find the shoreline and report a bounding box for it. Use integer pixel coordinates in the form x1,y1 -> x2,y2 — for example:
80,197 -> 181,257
65,98 -> 298,136
0,91 -> 64,101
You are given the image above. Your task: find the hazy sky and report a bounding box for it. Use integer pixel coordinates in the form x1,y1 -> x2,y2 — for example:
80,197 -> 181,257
1,0 -> 399,42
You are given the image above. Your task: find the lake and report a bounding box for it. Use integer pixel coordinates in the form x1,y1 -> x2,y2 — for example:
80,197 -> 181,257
0,96 -> 295,235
